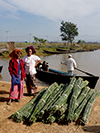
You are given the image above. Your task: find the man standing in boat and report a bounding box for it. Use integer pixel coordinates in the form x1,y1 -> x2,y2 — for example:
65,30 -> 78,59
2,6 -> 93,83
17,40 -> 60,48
61,54 -> 77,75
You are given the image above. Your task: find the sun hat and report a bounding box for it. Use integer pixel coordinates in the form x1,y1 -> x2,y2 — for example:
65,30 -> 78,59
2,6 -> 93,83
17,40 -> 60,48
68,54 -> 72,57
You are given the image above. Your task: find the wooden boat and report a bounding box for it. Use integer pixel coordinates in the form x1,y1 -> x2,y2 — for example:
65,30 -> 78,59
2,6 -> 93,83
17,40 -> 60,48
43,49 -> 67,54
36,68 -> 99,89
56,48 -> 81,53
43,49 -> 76,54
0,66 -> 3,73
56,48 -> 69,52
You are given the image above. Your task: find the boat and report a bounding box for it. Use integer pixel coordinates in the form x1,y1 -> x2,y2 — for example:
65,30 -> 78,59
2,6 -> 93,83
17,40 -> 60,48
56,48 -> 84,53
43,49 -> 77,54
56,48 -> 76,52
36,68 -> 99,89
56,48 -> 69,52
43,49 -> 67,54
0,66 -> 3,73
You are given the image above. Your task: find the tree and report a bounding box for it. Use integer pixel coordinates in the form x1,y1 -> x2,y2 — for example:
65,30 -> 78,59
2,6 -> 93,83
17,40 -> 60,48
33,36 -> 47,49
33,36 -> 38,43
77,40 -> 82,44
38,38 -> 47,48
60,21 -> 79,46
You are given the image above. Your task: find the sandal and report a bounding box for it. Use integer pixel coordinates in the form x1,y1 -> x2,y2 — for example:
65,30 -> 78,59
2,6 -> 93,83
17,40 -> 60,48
7,102 -> 11,105
11,99 -> 14,102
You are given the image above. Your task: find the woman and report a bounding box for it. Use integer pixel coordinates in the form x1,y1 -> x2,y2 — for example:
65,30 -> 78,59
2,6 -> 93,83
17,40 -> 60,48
7,49 -> 26,105
23,46 -> 41,95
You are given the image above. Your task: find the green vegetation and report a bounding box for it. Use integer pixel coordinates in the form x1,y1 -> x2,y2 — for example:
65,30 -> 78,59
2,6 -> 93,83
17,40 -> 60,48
0,42 -> 100,59
33,36 -> 47,48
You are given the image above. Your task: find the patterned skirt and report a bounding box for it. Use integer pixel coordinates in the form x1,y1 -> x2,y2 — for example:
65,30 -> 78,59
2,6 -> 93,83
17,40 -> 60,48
25,74 -> 38,93
9,80 -> 24,99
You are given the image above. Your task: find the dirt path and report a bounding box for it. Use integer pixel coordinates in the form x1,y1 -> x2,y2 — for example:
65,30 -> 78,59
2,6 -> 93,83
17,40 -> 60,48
0,81 -> 100,133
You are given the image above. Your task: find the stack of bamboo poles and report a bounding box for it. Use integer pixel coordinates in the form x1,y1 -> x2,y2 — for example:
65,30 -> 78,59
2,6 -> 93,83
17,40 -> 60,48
10,77 -> 100,126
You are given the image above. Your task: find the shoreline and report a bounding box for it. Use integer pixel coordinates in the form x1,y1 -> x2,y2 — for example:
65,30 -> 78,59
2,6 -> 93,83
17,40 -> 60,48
0,80 -> 11,84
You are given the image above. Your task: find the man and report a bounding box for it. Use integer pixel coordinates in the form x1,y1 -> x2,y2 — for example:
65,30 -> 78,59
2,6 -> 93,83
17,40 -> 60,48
61,54 -> 77,75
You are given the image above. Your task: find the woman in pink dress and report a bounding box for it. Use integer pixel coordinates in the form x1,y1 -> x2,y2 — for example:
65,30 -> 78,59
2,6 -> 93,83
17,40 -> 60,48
7,49 -> 26,105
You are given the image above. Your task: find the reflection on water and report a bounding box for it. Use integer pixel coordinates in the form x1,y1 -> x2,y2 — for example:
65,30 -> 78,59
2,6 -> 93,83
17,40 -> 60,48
0,50 -> 100,89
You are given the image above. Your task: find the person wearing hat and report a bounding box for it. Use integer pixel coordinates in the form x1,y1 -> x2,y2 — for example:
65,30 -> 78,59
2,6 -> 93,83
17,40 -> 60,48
61,54 -> 77,75
7,49 -> 26,105
23,46 -> 41,95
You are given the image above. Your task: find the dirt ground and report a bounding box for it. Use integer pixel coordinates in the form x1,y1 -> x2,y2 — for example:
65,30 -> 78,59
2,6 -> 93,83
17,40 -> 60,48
0,81 -> 100,133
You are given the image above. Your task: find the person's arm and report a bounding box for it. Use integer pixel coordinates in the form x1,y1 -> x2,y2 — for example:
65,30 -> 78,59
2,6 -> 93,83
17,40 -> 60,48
8,59 -> 13,76
22,57 -> 25,66
61,60 -> 67,64
73,60 -> 77,68
34,60 -> 41,68
21,59 -> 26,80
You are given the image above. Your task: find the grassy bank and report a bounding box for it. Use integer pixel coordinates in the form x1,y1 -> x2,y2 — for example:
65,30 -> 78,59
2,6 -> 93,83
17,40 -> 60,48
0,42 -> 100,58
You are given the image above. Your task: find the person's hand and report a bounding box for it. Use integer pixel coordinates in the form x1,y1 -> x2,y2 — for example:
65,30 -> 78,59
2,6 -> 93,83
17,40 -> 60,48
32,77 -> 35,80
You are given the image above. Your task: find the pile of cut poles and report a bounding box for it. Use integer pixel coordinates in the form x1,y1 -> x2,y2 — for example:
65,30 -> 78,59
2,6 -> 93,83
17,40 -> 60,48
10,77 -> 100,126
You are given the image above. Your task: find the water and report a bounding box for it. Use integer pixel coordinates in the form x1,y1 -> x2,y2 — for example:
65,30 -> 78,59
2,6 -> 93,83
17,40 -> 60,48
0,50 -> 100,89
40,49 -> 100,90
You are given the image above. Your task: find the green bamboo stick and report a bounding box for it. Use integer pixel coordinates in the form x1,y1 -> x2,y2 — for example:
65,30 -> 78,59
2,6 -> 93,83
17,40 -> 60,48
51,77 -> 76,113
58,114 -> 66,123
47,115 -> 56,124
67,78 -> 89,121
37,84 -> 65,120
80,90 -> 100,124
11,87 -> 46,122
57,104 -> 68,115
29,82 -> 58,122
76,86 -> 90,107
43,77 -> 76,123
73,89 -> 95,122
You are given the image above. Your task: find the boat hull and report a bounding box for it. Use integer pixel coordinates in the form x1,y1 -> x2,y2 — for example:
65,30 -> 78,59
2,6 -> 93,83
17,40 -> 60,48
56,48 -> 77,53
36,69 -> 99,89
0,66 -> 3,73
43,49 -> 67,54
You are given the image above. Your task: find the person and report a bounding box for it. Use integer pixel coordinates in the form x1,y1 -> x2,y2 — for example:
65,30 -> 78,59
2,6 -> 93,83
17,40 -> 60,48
7,49 -> 26,105
61,54 -> 77,75
23,46 -> 41,95
42,61 -> 49,71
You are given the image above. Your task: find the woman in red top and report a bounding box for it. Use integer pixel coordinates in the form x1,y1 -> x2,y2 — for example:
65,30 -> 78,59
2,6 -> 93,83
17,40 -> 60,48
7,49 -> 26,105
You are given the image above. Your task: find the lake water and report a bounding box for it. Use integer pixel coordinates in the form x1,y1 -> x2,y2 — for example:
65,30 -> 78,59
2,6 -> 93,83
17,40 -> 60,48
0,50 -> 100,89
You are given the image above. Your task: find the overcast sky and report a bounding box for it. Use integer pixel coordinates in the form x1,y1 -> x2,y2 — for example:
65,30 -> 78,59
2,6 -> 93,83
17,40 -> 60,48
0,0 -> 100,42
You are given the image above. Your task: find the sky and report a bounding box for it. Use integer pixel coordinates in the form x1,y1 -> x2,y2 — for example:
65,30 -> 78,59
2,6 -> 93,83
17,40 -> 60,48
0,0 -> 100,42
